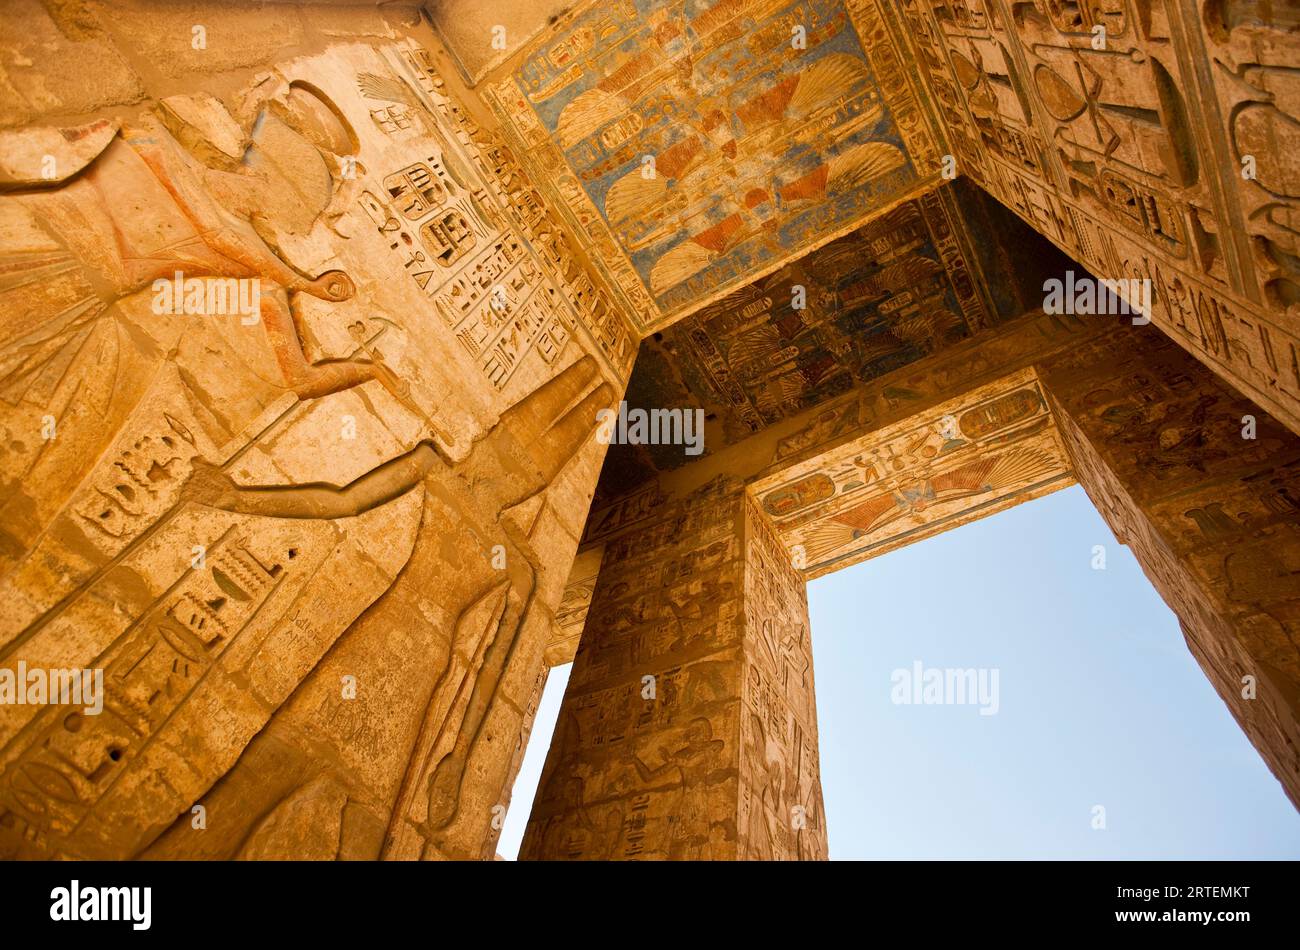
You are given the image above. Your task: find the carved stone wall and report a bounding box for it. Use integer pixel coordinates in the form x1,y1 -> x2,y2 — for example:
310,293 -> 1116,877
738,492 -> 826,859
543,545 -> 603,667
1037,324 -> 1300,806
1,0 -> 1296,864
898,0 -> 1300,435
520,478 -> 827,859
0,3 -> 632,861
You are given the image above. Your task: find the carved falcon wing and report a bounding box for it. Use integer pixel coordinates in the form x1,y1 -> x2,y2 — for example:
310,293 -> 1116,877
356,72 -> 418,107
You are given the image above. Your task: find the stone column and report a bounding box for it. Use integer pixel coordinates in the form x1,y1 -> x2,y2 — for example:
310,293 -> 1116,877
519,478 -> 827,859
1038,325 -> 1300,807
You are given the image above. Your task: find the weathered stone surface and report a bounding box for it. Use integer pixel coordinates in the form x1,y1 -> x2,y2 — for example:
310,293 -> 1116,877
897,0 -> 1300,435
0,0 -> 1296,862
521,479 -> 827,859
430,0 -> 572,86
547,544 -> 603,667
0,4 -> 630,861
755,366 -> 1075,578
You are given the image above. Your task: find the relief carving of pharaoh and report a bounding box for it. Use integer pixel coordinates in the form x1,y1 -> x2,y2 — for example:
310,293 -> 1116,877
0,43 -> 613,860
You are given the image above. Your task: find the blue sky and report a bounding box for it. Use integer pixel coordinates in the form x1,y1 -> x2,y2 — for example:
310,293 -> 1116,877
809,484 -> 1300,859
502,484 -> 1300,859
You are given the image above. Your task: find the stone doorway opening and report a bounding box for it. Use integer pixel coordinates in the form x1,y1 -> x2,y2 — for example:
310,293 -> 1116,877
808,485 -> 1300,858
516,322 -> 1300,859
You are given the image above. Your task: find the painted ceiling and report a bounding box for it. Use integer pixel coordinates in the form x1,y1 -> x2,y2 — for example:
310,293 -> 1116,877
486,0 -> 945,333
591,179 -> 1073,503
750,367 -> 1075,577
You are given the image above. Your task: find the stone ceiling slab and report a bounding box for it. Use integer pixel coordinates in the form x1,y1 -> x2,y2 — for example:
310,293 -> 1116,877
484,0 -> 945,333
589,179 -> 1073,502
751,366 -> 1075,577
658,188 -> 998,437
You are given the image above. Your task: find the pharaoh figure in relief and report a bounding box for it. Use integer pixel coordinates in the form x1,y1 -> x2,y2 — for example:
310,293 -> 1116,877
0,29 -> 623,862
